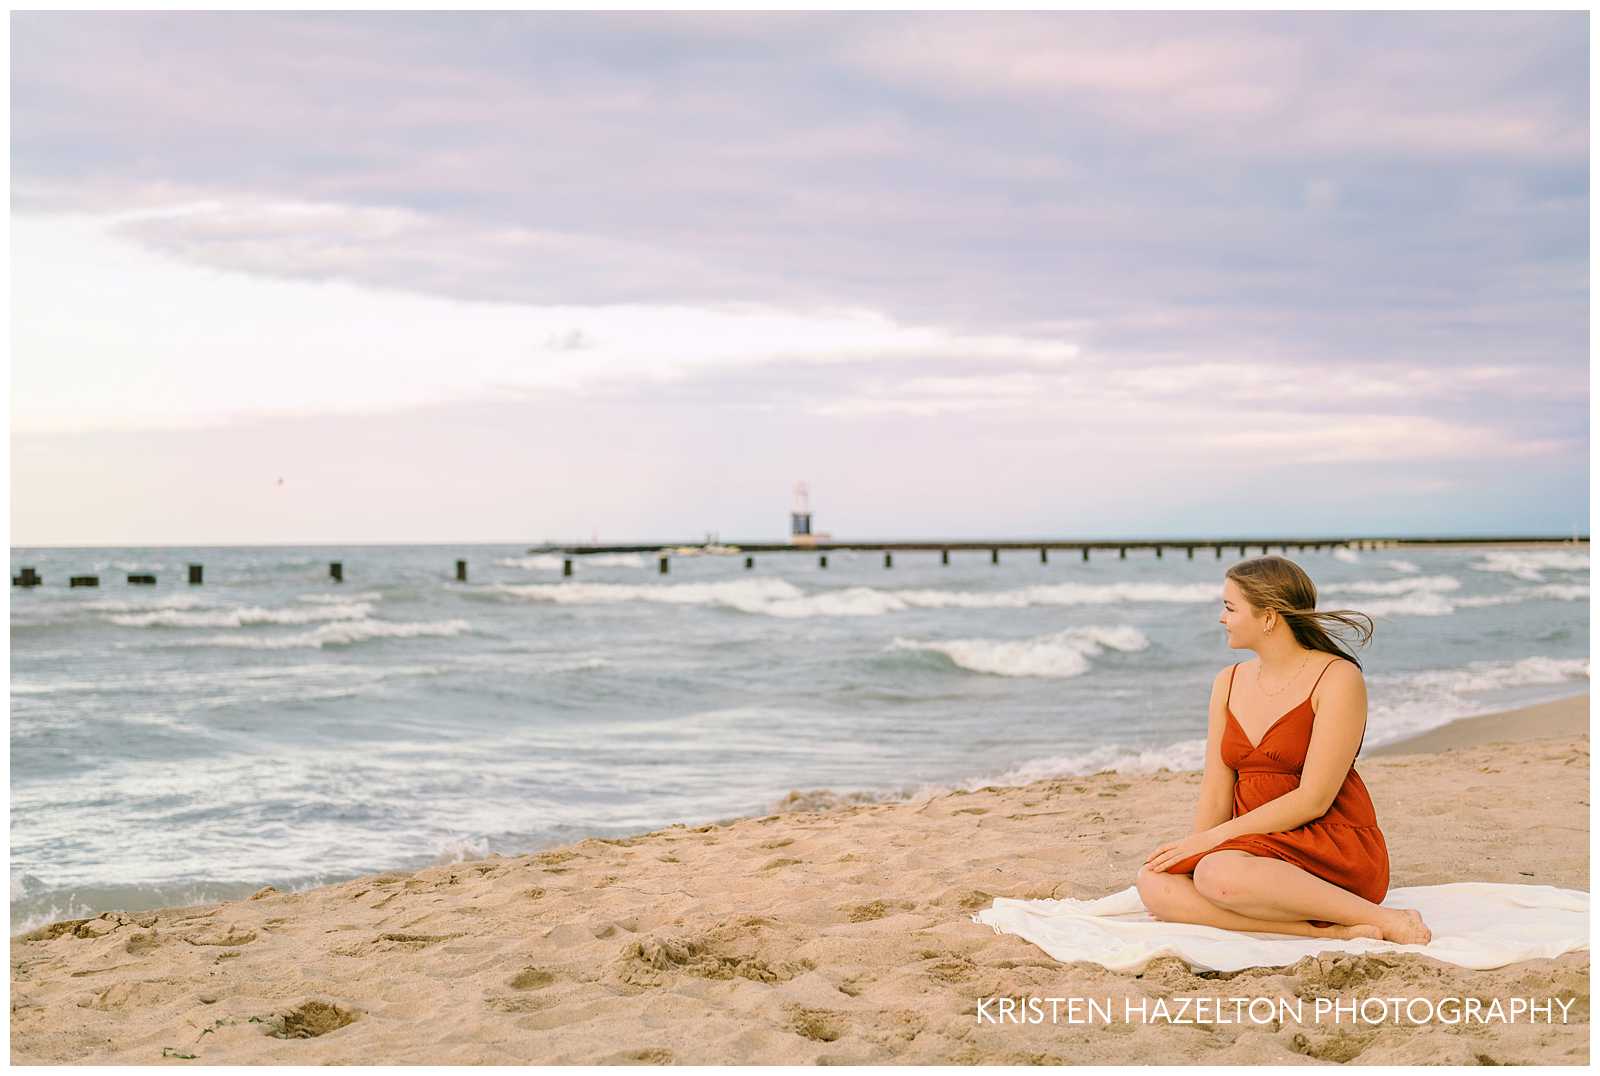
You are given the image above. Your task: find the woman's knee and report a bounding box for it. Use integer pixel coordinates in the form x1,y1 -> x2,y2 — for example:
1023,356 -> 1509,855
1135,863 -> 1179,916
1192,852 -> 1248,904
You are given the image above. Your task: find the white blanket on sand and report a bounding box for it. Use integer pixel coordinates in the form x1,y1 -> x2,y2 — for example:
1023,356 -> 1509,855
970,882 -> 1589,973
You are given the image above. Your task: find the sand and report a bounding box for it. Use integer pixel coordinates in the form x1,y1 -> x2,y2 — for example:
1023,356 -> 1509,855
10,693 -> 1590,1064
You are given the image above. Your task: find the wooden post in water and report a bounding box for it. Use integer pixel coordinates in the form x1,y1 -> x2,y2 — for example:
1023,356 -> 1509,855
456,559 -> 467,582
1187,547 -> 1194,559
884,552 -> 893,568
128,574 -> 156,585
820,555 -> 828,569
991,549 -> 998,565
1082,548 -> 1089,561
70,575 -> 98,588
189,564 -> 203,585
330,561 -> 343,583
1119,547 -> 1126,559
13,567 -> 41,587
744,556 -> 753,569
941,549 -> 949,565
1039,548 -> 1047,564
658,555 -> 669,575
1155,545 -> 1162,558
563,558 -> 573,577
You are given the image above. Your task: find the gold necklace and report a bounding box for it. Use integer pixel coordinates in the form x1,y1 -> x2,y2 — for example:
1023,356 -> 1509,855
1257,652 -> 1311,698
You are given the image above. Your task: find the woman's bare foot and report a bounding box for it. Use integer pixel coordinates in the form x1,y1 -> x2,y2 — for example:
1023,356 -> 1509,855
1377,907 -> 1432,945
1323,922 -> 1383,941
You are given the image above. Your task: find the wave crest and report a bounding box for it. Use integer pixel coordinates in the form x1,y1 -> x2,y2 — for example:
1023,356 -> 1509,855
888,625 -> 1150,678
107,602 -> 375,628
176,618 -> 472,650
1470,549 -> 1589,582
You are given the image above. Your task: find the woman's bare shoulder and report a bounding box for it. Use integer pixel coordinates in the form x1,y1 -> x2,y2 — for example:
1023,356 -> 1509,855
1314,656 -> 1365,704
1320,655 -> 1363,680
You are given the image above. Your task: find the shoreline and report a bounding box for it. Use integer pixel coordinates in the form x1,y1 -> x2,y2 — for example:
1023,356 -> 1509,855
10,690 -> 1588,938
1366,691 -> 1589,756
11,689 -> 1589,1063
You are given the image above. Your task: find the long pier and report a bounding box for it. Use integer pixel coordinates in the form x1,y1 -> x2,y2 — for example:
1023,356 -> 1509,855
525,534 -> 1586,575
532,535 -> 1585,555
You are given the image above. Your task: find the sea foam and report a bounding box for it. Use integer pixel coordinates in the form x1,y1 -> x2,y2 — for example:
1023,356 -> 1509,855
497,553 -> 645,570
106,602 -> 376,628
887,625 -> 1150,678
177,618 -> 472,650
1469,549 -> 1589,582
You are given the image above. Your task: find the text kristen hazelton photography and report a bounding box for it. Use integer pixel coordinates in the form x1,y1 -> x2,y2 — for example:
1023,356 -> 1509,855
974,995 -> 1581,1026
8,6 -> 1591,1068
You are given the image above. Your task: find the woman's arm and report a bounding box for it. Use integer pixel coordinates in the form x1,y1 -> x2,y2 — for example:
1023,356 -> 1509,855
1210,660 -> 1367,842
1191,668 -> 1237,834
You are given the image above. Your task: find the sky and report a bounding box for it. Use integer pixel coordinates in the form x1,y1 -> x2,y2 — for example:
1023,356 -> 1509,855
9,11 -> 1590,546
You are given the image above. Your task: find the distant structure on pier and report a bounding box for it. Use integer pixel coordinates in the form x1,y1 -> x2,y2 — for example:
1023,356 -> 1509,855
789,481 -> 832,546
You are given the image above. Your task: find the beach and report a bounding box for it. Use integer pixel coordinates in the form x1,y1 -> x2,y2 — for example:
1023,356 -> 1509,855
10,692 -> 1588,1065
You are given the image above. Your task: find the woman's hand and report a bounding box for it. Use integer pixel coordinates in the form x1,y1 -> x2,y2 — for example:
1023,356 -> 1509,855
1144,829 -> 1224,874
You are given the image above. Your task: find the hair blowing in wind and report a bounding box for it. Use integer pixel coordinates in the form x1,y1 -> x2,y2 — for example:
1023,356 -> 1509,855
1225,556 -> 1375,669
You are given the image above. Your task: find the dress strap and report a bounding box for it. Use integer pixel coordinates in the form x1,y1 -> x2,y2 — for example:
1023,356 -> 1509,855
1226,663 -> 1238,709
1308,655 -> 1342,697
1307,656 -> 1362,754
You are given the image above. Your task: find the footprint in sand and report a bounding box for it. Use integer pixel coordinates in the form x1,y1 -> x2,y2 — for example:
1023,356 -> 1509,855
846,901 -> 891,923
484,993 -> 555,1014
77,979 -> 186,1012
182,927 -> 258,947
923,955 -> 979,984
124,929 -> 164,955
844,899 -> 914,923
260,1000 -> 359,1040
608,1047 -> 674,1064
508,967 -> 557,990
953,890 -> 995,912
613,932 -> 814,987
329,931 -> 464,957
1289,1026 -> 1377,1064
788,1006 -> 847,1042
836,977 -> 867,998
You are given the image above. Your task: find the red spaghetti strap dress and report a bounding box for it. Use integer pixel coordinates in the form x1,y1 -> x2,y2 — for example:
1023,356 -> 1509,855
1163,659 -> 1390,928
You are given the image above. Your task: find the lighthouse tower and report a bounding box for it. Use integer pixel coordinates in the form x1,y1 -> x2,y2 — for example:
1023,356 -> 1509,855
789,482 -> 831,546
790,481 -> 812,537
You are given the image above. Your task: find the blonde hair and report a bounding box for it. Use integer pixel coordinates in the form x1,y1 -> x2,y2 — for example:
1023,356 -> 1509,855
1225,556 -> 1373,669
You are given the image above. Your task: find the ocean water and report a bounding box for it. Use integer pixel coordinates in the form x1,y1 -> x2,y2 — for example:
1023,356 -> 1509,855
9,541 -> 1590,934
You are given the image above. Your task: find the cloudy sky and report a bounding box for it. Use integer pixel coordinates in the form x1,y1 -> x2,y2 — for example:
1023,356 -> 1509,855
10,11 -> 1589,546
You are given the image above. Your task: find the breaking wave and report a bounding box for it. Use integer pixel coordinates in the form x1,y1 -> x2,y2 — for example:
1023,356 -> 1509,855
886,626 -> 1150,678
